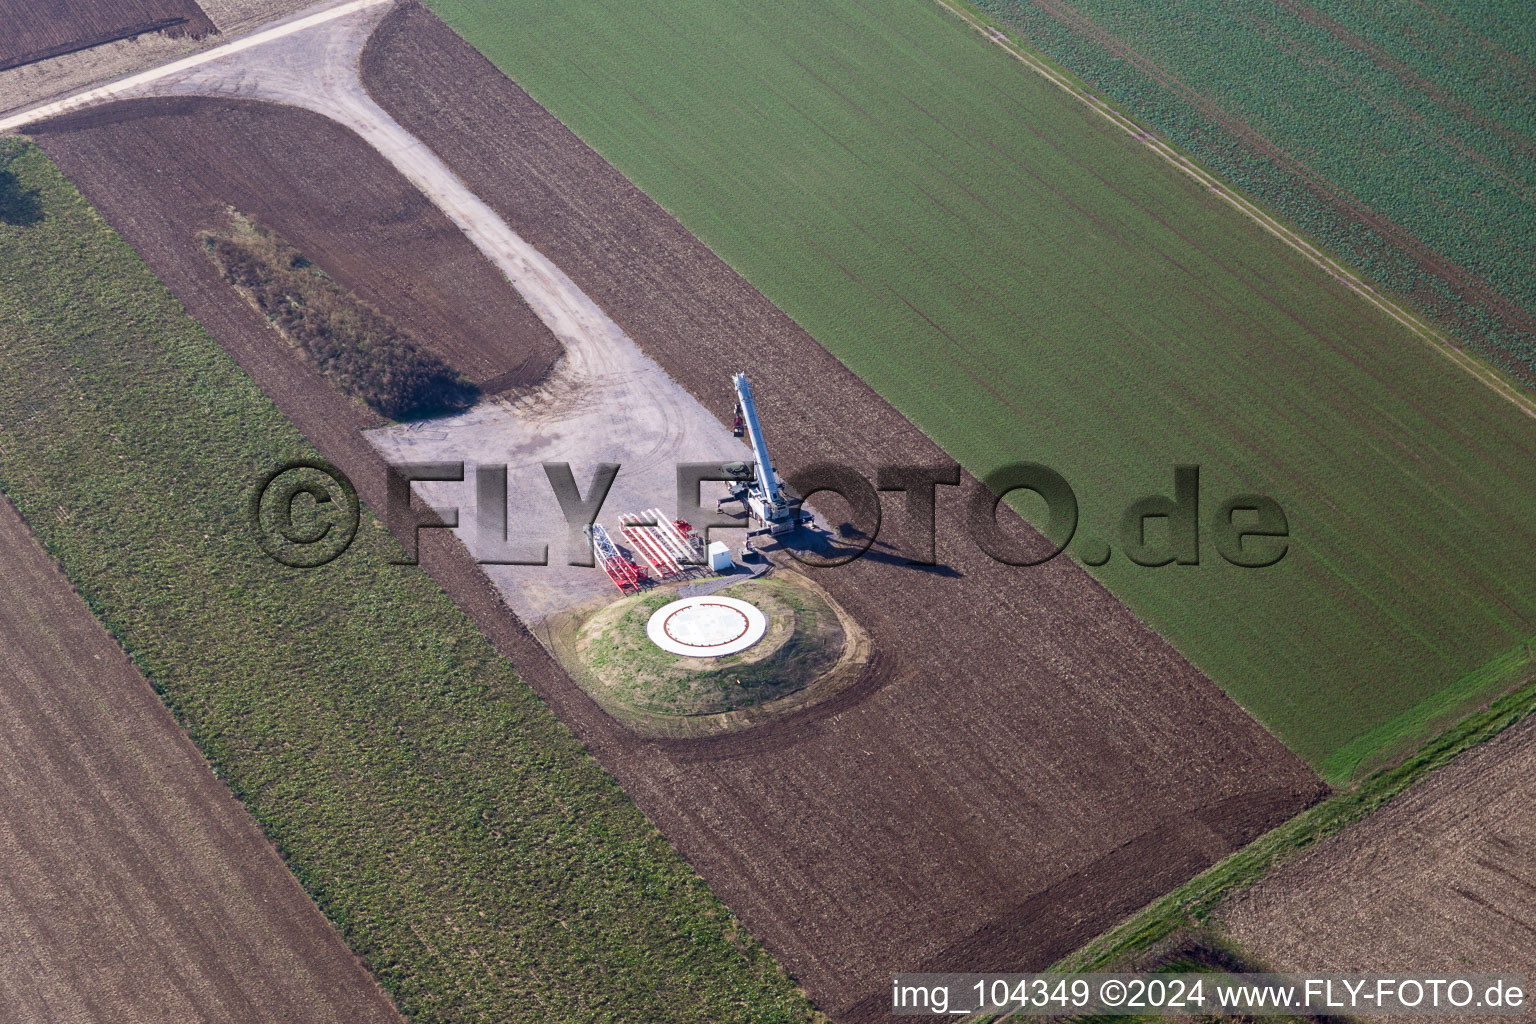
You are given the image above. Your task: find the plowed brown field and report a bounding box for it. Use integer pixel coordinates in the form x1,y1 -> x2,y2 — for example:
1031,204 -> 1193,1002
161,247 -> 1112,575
0,494 -> 404,1024
31,98 -> 560,399
31,18 -> 1324,1017
0,0 -> 215,71
1223,714 -> 1536,986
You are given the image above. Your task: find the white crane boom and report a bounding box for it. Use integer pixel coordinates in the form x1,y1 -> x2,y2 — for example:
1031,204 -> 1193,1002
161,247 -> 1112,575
733,373 -> 784,505
719,372 -> 805,536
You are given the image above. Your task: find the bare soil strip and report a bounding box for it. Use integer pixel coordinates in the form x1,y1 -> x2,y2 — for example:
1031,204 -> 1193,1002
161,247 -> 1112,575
0,0 -> 359,127
0,494 -> 404,1024
0,0 -> 215,72
33,96 -> 558,396
29,13 -> 1325,1019
1222,713 -> 1536,986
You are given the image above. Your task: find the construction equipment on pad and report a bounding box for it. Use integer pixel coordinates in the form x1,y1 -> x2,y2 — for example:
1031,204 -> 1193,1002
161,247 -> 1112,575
620,508 -> 703,579
719,373 -> 807,536
586,522 -> 644,594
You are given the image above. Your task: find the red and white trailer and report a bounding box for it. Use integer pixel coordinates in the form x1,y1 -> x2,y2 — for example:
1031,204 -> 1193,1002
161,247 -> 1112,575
620,512 -> 683,579
586,523 -> 644,594
619,509 -> 706,580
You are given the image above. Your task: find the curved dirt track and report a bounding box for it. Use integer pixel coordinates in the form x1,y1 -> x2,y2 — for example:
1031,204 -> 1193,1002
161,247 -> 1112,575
0,495 -> 404,1024
105,0 -> 626,389
31,92 -> 558,395
27,5 -> 1327,1020
90,0 -> 746,623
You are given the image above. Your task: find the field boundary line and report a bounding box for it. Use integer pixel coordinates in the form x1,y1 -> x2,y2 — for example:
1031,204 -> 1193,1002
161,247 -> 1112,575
954,674 -> 1536,1024
930,0 -> 1536,422
0,0 -> 390,134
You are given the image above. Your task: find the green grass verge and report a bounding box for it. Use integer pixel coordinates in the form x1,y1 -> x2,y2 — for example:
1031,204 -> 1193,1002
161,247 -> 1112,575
1323,637 -> 1536,784
0,138 -> 812,1023
1046,674 -> 1536,978
424,0 -> 1536,771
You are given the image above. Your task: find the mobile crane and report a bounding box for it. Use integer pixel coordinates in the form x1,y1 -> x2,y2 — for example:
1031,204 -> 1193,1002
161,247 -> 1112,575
719,372 -> 808,537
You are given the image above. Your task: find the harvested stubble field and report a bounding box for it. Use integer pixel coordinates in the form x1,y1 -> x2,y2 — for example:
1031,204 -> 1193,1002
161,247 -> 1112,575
0,139 -> 812,1024
423,0 -> 1536,779
971,0 -> 1536,381
31,21 -> 1323,1021
0,0 -> 215,71
0,496 -> 402,1024
1221,711 -> 1536,982
1052,675 -> 1536,976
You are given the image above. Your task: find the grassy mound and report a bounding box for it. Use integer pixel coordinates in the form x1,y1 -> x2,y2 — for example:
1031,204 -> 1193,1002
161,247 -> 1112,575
573,574 -> 859,726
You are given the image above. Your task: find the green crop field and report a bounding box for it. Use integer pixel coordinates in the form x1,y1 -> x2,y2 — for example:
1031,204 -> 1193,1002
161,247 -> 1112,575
0,138 -> 810,1024
427,0 -> 1536,779
969,0 -> 1536,377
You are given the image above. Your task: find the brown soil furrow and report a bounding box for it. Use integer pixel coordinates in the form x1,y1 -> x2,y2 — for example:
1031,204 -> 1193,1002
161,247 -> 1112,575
32,95 -> 561,398
1224,713 -> 1536,987
0,494 -> 404,1024
0,0 -> 215,72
